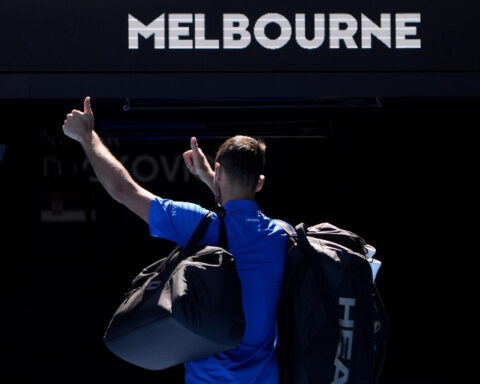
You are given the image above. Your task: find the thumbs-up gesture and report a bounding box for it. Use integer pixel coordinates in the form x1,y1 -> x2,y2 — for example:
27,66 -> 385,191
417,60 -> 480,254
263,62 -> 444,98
183,137 -> 215,191
62,96 -> 94,143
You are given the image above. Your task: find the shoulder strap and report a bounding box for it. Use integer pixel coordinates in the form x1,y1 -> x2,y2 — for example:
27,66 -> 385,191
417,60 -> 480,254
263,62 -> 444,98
276,221 -> 313,254
294,223 -> 315,257
275,220 -> 296,238
216,205 -> 228,251
182,205 -> 229,257
182,211 -> 214,256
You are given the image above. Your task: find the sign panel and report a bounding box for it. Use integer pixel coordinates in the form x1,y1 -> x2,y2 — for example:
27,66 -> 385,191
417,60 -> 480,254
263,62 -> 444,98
1,0 -> 479,73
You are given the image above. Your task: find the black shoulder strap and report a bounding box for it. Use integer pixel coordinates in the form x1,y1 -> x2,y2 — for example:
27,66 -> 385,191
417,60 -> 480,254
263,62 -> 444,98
294,223 -> 315,257
182,211 -> 214,256
182,206 -> 229,257
216,205 -> 228,251
276,221 -> 313,252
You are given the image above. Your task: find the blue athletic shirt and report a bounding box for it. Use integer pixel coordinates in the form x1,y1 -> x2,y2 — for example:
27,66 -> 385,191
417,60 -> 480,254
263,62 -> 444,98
149,197 -> 287,383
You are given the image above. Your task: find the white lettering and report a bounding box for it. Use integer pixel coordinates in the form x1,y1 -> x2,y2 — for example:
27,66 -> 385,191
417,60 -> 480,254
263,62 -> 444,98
396,13 -> 421,49
295,14 -> 325,50
254,13 -> 292,50
332,297 -> 356,383
169,14 -> 193,49
339,328 -> 353,360
195,14 -> 220,49
338,297 -> 356,328
331,356 -> 349,384
361,13 -> 391,49
128,14 -> 165,49
223,14 -> 251,49
128,12 -> 422,50
329,14 -> 358,49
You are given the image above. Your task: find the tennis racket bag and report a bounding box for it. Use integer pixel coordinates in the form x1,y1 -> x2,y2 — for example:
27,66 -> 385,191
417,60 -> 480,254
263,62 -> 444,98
103,211 -> 245,370
276,222 -> 388,384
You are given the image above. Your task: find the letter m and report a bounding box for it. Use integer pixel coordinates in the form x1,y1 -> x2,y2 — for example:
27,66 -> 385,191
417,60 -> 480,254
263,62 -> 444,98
128,14 -> 165,49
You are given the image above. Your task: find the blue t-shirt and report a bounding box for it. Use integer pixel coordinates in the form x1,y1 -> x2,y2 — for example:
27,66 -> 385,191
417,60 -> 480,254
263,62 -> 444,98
149,197 -> 287,383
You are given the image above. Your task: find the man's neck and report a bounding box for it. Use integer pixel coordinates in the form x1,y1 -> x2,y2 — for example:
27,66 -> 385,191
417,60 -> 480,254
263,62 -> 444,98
219,188 -> 255,206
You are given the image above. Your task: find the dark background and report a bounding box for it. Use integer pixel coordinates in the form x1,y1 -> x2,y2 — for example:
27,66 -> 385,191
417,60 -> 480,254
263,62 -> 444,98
0,0 -> 478,383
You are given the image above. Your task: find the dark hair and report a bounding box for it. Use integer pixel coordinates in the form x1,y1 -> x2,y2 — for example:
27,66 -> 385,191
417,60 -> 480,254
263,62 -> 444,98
215,135 -> 266,190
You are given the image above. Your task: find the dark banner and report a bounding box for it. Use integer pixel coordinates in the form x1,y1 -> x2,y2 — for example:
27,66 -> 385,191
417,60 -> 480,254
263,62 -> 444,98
1,0 -> 479,73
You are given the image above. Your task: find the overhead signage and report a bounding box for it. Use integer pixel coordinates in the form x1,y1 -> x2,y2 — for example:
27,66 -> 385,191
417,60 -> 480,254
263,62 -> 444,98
0,0 -> 478,72
127,13 -> 421,51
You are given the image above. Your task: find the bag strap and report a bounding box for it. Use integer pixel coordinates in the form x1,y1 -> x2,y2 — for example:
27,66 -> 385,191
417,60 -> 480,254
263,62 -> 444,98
182,211 -> 214,256
182,206 -> 229,257
294,223 -> 316,261
276,220 -> 313,260
216,205 -> 229,251
275,220 -> 315,382
275,220 -> 296,238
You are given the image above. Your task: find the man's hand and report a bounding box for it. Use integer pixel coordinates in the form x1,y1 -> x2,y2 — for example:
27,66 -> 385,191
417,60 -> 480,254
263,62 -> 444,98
61,96 -> 154,223
183,137 -> 215,192
62,96 -> 94,143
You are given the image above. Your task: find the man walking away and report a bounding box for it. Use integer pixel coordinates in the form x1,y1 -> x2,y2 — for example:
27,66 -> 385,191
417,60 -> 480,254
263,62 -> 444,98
62,97 -> 288,383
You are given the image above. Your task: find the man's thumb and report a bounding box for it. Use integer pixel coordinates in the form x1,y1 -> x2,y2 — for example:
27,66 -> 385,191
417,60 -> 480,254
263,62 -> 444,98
191,137 -> 199,153
84,96 -> 93,115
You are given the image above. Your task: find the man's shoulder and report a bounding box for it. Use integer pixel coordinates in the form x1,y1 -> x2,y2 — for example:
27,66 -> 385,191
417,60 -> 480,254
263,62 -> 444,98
273,218 -> 295,229
151,196 -> 210,217
149,196 -> 214,246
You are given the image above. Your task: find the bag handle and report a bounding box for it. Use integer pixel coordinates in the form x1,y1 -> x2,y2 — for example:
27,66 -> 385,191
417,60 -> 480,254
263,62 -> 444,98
294,223 -> 315,258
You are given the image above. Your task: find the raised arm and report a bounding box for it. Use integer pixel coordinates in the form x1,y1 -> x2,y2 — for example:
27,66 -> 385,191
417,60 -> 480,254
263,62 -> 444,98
183,137 -> 216,194
62,97 -> 154,223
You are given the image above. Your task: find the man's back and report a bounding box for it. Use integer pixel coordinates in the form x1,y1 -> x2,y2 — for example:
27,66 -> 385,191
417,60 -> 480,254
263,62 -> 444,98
149,197 -> 287,383
61,101 -> 286,383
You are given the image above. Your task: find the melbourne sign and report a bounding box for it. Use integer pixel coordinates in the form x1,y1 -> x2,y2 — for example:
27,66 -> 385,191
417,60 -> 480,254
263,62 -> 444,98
0,1 -> 478,73
128,13 -> 421,50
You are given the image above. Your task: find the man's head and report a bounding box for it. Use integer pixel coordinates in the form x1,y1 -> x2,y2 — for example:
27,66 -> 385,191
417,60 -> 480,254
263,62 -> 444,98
214,135 -> 266,203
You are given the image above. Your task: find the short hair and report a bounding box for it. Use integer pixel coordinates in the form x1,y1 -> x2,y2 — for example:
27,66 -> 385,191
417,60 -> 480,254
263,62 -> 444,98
215,135 -> 266,190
